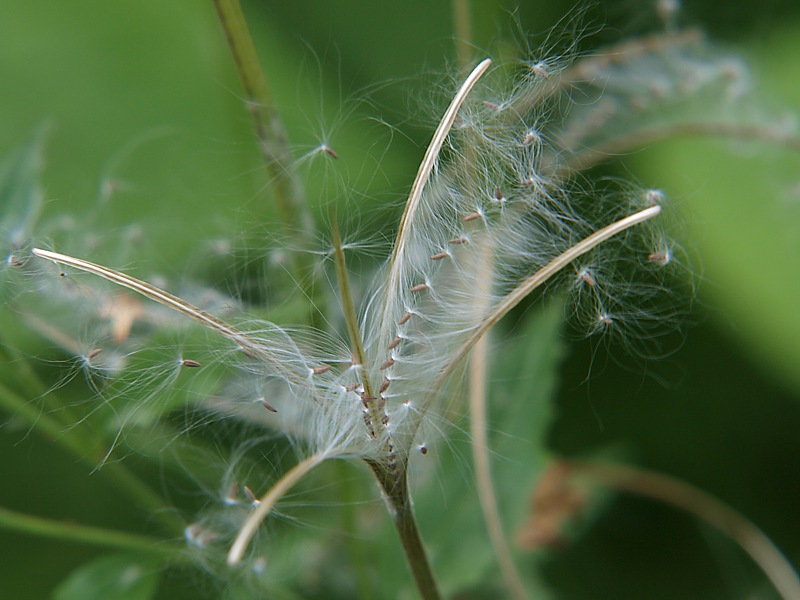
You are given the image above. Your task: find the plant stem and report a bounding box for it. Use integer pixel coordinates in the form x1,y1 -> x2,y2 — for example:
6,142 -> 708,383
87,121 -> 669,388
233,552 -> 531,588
228,450 -> 332,565
451,0 -> 473,70
211,0 -> 314,241
368,461 -> 442,600
0,504 -> 185,559
470,335 -> 529,600
211,0 -> 320,327
567,460 -> 800,600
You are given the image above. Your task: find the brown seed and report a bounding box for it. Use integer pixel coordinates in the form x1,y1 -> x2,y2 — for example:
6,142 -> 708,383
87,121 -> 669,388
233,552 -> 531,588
463,211 -> 482,222
448,237 -> 467,245
312,364 -> 332,375
344,382 -> 360,393
522,131 -> 539,146
379,378 -> 391,393
430,251 -> 449,260
361,394 -> 377,408
87,348 -> 103,361
482,100 -> 500,111
224,481 -> 239,505
388,336 -> 402,350
599,314 -> 613,326
409,283 -> 429,293
261,398 -> 278,413
321,145 -> 338,159
648,251 -> 670,265
647,190 -> 664,206
420,445 -> 428,455
182,359 -> 202,368
580,270 -> 596,287
398,311 -> 412,325
380,357 -> 395,370
243,485 -> 259,505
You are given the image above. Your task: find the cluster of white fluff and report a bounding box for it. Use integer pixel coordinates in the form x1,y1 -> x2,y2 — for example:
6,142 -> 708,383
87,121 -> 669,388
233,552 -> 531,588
4,22 -> 785,574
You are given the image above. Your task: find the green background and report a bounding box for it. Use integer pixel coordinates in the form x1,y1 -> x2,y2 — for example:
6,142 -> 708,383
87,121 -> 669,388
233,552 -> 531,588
1,1 -> 800,598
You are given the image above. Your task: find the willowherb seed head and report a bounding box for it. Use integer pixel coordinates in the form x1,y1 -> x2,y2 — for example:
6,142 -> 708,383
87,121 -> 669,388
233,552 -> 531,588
11,15 -> 789,569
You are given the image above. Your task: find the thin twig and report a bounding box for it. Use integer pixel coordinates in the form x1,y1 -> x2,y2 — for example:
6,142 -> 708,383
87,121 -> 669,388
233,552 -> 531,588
470,333 -> 529,600
31,248 -> 302,390
228,450 -> 333,565
211,0 -> 314,241
331,218 -> 373,399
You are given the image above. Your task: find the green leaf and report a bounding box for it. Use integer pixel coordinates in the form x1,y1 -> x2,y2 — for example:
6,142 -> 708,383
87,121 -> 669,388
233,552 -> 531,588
52,554 -> 160,600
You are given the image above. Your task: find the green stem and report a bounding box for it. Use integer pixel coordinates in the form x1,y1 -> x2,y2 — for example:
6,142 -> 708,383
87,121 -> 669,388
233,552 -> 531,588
368,462 -> 442,600
211,0 -> 313,236
451,0 -> 473,70
211,0 -> 319,326
0,504 -> 185,559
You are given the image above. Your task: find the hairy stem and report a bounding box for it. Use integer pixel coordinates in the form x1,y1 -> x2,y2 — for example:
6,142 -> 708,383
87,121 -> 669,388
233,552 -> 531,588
0,504 -> 185,559
568,460 -> 800,600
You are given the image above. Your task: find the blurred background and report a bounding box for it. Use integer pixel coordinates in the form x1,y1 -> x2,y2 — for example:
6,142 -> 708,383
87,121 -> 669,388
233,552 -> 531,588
1,0 -> 800,598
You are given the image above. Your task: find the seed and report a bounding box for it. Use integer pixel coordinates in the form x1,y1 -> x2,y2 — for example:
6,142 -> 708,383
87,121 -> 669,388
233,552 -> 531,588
409,283 -> 429,293
430,251 -> 449,260
463,211 -> 482,222
182,359 -> 202,368
648,251 -> 670,265
580,270 -> 596,287
312,364 -> 332,375
380,357 -> 395,370
398,311 -> 412,325
388,336 -> 402,350
244,485 -> 259,506
321,145 -> 338,159
260,398 -> 278,412
379,378 -> 391,393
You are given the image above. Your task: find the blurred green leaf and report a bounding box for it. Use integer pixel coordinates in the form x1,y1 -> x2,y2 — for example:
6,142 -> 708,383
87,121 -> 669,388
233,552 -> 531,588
633,27 -> 800,392
52,554 -> 159,600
